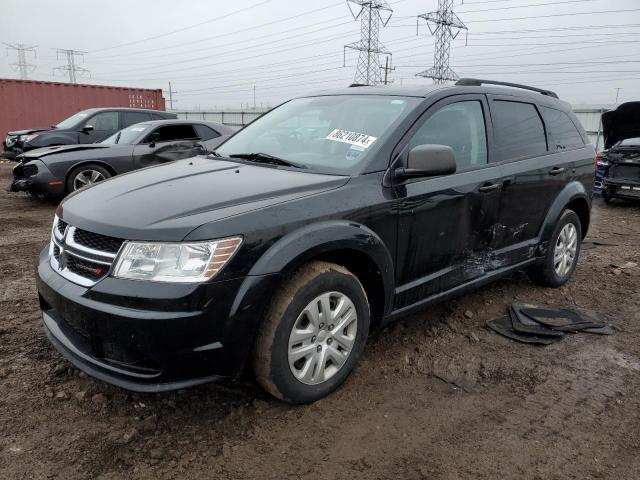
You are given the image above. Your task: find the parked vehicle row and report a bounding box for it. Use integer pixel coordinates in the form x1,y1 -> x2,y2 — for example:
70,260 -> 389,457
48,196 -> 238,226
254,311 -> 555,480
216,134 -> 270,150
8,119 -> 235,198
594,101 -> 640,202
36,79 -> 595,403
3,107 -> 177,159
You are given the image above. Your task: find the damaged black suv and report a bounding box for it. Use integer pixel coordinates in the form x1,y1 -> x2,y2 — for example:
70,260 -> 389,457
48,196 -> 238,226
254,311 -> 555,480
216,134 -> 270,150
37,79 -> 594,403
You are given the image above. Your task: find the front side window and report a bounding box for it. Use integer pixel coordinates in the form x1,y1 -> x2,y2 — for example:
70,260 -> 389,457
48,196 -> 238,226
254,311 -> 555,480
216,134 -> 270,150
146,124 -> 198,143
408,100 -> 487,169
540,107 -> 583,151
216,95 -> 421,174
492,100 -> 547,161
88,112 -> 119,131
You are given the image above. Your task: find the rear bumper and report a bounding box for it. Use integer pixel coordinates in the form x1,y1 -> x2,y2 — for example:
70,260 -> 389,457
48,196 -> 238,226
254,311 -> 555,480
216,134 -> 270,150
37,246 -> 280,392
603,178 -> 640,200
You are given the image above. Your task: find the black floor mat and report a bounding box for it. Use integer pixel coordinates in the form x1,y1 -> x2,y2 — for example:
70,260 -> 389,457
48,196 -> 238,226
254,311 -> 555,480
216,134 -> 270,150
509,306 -> 565,337
514,304 -> 606,332
486,316 -> 563,345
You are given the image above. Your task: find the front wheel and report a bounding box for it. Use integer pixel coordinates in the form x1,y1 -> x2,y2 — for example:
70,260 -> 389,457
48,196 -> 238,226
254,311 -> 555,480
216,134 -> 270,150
253,261 -> 370,404
66,164 -> 111,193
528,210 -> 582,287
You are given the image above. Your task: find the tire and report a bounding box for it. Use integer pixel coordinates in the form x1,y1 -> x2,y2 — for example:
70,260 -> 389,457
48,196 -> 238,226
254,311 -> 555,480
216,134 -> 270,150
66,164 -> 111,193
528,210 -> 582,288
253,261 -> 370,404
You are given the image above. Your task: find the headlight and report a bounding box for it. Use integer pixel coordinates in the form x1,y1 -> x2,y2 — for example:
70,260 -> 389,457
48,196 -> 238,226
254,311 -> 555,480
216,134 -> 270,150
113,237 -> 242,283
19,133 -> 39,143
5,136 -> 16,147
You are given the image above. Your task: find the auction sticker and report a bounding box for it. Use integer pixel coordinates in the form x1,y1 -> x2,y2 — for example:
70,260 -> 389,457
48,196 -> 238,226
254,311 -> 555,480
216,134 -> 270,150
326,129 -> 377,149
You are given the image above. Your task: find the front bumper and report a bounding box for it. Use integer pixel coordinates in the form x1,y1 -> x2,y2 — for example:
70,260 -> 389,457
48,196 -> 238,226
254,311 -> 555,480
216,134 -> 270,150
7,161 -> 65,198
37,246 -> 279,392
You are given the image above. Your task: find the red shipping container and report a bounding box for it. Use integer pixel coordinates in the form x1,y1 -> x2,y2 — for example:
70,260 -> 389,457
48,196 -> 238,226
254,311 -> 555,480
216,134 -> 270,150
0,78 -> 166,137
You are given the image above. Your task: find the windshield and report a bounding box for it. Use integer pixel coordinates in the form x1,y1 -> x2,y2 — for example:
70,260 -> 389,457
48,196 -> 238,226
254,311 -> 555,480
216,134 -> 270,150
55,111 -> 92,129
101,124 -> 150,145
216,95 -> 420,174
619,137 -> 640,146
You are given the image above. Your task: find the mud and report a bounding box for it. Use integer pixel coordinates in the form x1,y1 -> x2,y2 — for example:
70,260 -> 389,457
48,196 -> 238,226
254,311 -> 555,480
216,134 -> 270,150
0,162 -> 639,479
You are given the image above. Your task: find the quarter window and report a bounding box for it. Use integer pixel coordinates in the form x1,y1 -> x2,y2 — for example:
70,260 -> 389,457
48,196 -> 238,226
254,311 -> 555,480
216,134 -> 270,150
408,100 -> 488,169
123,112 -> 152,127
193,124 -> 220,141
87,112 -> 119,131
491,100 -> 547,161
540,107 -> 583,150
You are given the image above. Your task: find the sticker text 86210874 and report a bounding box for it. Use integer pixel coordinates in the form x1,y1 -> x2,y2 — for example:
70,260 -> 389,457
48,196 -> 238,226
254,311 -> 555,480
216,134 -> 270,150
325,129 -> 378,149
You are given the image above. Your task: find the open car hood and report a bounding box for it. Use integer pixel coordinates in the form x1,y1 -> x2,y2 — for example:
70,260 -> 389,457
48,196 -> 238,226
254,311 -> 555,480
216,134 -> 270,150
602,102 -> 640,149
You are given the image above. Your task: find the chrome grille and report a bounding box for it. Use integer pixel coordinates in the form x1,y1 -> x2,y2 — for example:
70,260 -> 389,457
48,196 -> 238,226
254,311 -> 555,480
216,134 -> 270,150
50,216 -> 124,287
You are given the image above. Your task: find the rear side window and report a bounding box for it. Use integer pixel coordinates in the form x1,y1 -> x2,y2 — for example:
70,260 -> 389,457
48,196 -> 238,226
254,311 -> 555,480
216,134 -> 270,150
408,100 -> 487,169
147,124 -> 197,143
540,107 -> 583,150
193,124 -> 220,141
491,100 -> 547,161
123,112 -> 152,127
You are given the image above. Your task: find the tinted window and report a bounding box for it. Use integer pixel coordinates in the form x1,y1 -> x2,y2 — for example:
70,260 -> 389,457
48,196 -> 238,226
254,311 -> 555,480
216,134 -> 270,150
194,124 -> 220,140
492,100 -> 547,161
409,100 -> 487,169
88,112 -> 119,131
147,124 -> 197,143
540,107 -> 583,150
123,112 -> 152,127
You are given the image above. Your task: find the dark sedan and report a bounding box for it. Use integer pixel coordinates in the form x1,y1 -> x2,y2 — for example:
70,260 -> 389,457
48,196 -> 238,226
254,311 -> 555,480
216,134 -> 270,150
8,120 -> 236,199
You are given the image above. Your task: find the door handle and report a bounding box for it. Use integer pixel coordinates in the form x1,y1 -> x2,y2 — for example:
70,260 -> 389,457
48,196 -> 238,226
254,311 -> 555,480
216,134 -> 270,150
549,167 -> 566,176
478,182 -> 500,193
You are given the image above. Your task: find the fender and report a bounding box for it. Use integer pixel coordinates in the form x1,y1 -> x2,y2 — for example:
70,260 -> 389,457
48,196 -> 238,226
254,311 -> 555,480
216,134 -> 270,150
538,180 -> 591,246
63,159 -> 118,179
247,220 -> 396,316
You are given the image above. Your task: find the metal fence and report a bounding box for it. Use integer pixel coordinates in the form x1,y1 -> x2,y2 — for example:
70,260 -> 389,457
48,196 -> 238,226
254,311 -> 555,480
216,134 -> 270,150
176,106 -> 614,150
175,109 -> 268,127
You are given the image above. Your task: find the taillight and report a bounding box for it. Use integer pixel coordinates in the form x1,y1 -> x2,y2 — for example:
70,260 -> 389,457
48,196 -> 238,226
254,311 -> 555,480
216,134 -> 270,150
594,154 -> 601,165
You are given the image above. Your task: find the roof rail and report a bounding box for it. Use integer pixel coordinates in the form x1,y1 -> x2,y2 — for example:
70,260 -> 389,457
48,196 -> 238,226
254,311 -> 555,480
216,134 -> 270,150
455,78 -> 559,99
348,83 -> 369,88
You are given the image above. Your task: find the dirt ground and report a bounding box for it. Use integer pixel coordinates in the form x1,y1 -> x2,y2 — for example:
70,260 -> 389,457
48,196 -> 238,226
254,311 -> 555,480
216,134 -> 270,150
0,161 -> 639,480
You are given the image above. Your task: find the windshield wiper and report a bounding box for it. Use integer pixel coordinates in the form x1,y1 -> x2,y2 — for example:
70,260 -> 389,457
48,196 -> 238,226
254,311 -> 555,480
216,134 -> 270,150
228,152 -> 306,169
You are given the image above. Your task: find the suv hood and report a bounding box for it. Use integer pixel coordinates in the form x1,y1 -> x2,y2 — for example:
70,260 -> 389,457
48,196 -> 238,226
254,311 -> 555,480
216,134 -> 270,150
59,156 -> 349,241
602,102 -> 640,149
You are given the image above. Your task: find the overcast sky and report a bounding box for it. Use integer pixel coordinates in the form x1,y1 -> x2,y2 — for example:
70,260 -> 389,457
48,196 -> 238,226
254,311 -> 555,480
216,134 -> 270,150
2,0 -> 639,110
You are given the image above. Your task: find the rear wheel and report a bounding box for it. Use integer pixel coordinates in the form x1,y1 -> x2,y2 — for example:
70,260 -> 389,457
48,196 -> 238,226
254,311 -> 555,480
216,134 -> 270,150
253,261 -> 370,404
66,164 -> 111,193
528,210 -> 582,287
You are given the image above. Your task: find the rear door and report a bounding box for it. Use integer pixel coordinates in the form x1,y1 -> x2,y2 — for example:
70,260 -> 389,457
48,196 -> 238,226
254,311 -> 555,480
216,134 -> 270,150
488,96 -> 571,263
131,124 -> 206,170
392,94 -> 503,309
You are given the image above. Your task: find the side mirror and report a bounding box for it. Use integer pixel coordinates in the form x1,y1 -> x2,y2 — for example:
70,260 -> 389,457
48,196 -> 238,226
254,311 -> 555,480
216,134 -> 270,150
395,144 -> 457,180
148,132 -> 160,147
81,125 -> 94,133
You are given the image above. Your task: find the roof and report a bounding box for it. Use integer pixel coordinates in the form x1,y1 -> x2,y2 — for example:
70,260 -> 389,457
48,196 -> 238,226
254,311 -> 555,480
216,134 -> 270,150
131,118 -> 235,134
79,107 -> 173,114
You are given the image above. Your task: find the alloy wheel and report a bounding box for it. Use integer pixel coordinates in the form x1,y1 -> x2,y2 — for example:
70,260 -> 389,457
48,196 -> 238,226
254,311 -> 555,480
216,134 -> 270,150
288,291 -> 358,385
73,169 -> 105,190
554,223 -> 578,277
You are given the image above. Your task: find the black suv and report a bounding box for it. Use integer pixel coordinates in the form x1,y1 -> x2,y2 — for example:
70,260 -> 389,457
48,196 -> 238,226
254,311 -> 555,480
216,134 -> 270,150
37,79 -> 594,403
3,107 -> 176,159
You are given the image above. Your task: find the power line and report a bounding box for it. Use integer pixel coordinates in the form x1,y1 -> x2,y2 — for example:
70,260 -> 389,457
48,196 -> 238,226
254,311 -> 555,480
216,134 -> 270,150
344,0 -> 394,85
416,0 -> 468,83
53,49 -> 89,83
4,43 -> 37,80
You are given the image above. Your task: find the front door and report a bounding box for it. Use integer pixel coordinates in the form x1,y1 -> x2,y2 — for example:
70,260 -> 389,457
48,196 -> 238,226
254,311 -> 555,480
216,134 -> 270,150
392,95 -> 503,310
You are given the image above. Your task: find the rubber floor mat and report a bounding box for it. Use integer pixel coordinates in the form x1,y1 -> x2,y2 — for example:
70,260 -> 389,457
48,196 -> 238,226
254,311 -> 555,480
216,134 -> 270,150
509,306 -> 565,337
515,304 -> 605,332
486,316 -> 562,345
